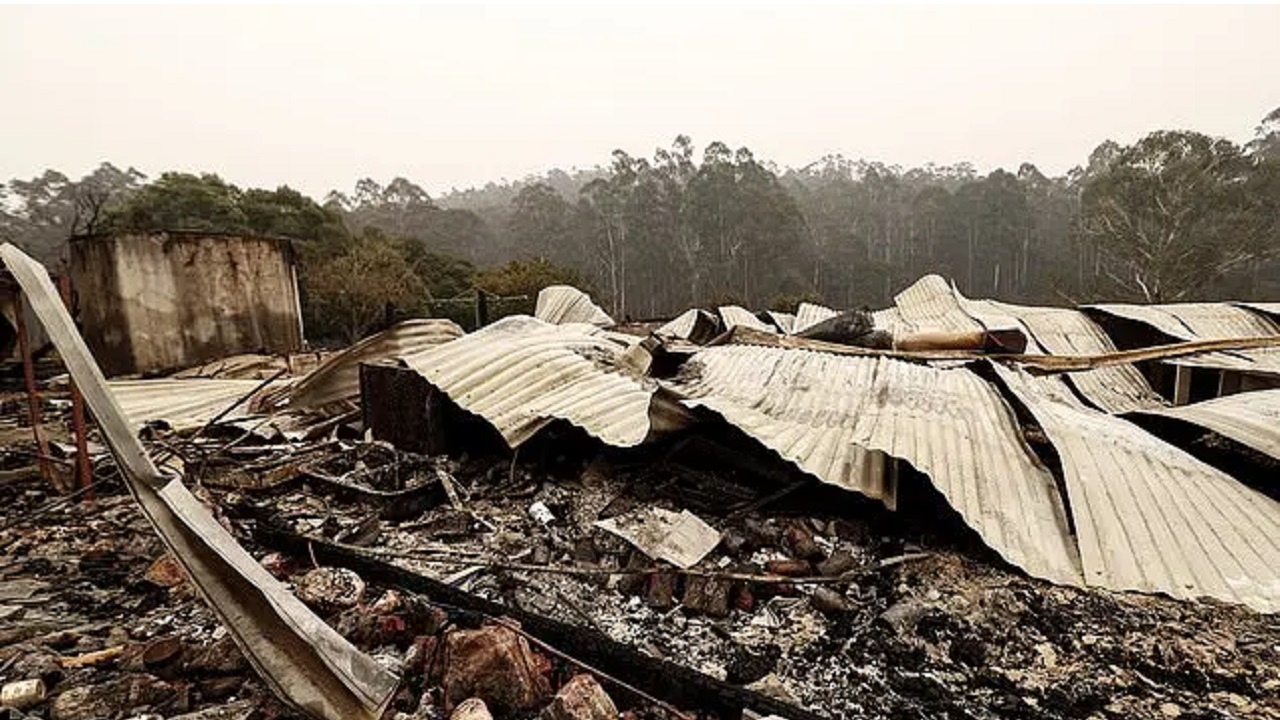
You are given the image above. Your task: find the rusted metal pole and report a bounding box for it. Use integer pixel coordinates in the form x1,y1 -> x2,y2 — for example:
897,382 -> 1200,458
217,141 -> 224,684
58,273 -> 93,500
13,294 -> 57,490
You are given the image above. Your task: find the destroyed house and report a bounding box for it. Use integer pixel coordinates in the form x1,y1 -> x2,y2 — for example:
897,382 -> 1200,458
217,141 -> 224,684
4,255 -> 1280,720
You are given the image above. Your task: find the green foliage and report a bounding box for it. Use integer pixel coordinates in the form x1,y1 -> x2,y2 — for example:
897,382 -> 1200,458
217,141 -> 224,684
1080,130 -> 1275,301
303,238 -> 425,343
473,257 -> 590,298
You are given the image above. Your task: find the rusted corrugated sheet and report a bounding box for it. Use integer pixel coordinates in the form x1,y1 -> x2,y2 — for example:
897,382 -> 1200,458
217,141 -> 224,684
275,319 -> 463,411
1132,388 -> 1280,461
401,315 -> 688,448
718,305 -> 773,332
666,344 -> 1083,586
985,301 -> 1166,414
993,363 -> 1280,612
1086,302 -> 1280,375
793,302 -> 838,333
893,274 -> 984,333
111,378 -> 273,432
534,285 -> 614,327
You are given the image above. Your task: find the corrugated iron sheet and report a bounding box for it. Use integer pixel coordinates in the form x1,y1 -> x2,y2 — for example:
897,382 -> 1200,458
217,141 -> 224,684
401,315 -> 687,448
276,319 -> 463,411
111,378 -> 273,432
1237,302 -> 1280,323
993,363 -> 1280,612
987,300 -> 1166,414
1086,302 -> 1280,375
666,344 -> 1083,586
793,302 -> 838,333
1132,388 -> 1280,461
718,305 -> 773,333
766,311 -> 796,334
655,309 -> 719,342
534,285 -> 614,327
893,274 -> 983,334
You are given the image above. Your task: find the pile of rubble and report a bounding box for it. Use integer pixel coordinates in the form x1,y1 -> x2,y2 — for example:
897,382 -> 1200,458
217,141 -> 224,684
3,438 -> 1278,720
2,248 -> 1280,720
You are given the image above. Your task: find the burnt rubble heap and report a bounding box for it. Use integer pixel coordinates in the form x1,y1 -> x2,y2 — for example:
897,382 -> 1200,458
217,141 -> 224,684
2,249 -> 1279,720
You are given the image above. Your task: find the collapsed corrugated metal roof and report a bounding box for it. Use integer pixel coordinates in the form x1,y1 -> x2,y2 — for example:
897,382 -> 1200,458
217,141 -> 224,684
793,302 -> 838,333
665,344 -> 1084,587
112,378 -> 272,432
274,319 -> 463,411
1131,388 -> 1280,462
534,285 -> 614,327
893,275 -> 984,334
992,363 -> 1280,612
980,301 -> 1166,414
1085,302 -> 1280,375
401,315 -> 690,448
718,305 -> 773,333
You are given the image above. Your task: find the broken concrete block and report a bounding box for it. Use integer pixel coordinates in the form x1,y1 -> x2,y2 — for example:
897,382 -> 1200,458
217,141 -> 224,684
541,674 -> 618,720
442,623 -> 551,716
295,567 -> 366,614
450,698 -> 493,720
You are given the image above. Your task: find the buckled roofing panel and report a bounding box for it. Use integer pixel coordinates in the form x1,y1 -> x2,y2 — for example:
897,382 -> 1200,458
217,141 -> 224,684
893,274 -> 984,334
793,302 -> 839,333
1085,303 -> 1280,375
112,377 -> 273,432
534,285 -> 614,327
666,344 -> 1083,586
1132,388 -> 1280,462
401,315 -> 686,448
993,364 -> 1280,612
277,319 -> 463,411
718,305 -> 773,332
985,301 -> 1166,414
766,311 -> 796,334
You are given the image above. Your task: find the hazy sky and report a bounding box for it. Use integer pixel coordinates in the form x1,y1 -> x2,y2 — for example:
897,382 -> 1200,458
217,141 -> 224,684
3,5 -> 1279,198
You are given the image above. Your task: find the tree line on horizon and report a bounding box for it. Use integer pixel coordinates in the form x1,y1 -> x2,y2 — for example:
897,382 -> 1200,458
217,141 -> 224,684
1,107 -> 1277,342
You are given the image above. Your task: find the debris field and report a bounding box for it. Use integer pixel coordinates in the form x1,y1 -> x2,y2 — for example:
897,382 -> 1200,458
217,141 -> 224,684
2,248 -> 1279,720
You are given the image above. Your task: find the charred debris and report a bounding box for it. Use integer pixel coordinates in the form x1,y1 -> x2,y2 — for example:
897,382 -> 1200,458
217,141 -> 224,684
2,247 -> 1279,720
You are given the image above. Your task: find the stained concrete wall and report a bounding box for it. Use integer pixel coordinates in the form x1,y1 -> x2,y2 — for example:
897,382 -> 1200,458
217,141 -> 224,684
71,232 -> 304,376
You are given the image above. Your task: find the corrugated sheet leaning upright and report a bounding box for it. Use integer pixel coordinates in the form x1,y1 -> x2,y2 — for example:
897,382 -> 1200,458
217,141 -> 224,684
534,285 -> 615,327
401,315 -> 685,448
992,363 -> 1280,612
666,344 -> 1084,586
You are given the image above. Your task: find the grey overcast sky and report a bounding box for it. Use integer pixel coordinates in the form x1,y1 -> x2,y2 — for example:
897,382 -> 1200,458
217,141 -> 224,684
3,4 -> 1279,198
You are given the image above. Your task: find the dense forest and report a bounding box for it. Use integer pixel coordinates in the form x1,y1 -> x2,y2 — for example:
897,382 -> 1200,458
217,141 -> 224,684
2,108 -> 1278,340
